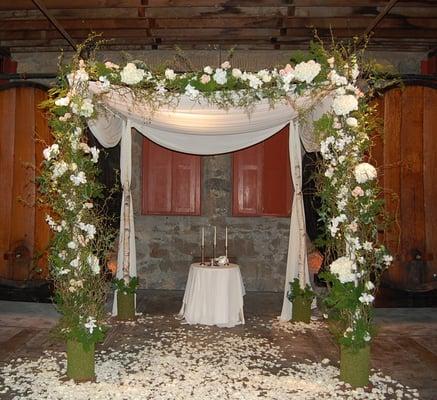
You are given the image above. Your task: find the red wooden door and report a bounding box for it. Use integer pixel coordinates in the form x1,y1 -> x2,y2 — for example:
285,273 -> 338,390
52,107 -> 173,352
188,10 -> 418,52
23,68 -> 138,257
0,84 -> 51,281
372,85 -> 437,291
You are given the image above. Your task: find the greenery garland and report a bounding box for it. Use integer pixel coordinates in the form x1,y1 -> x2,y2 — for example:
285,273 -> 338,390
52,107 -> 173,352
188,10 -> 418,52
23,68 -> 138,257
39,36 -> 394,349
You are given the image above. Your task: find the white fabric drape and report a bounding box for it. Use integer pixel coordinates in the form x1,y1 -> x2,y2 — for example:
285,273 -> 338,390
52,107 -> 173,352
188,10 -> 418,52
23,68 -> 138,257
86,81 -> 327,316
279,121 -> 310,321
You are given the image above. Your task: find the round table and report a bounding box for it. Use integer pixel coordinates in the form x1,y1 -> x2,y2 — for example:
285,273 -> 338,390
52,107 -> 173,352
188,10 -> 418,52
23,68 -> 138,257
178,262 -> 245,327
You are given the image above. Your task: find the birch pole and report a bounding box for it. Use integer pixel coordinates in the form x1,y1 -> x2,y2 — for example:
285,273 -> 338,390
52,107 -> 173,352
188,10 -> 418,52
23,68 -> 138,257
123,185 -> 131,285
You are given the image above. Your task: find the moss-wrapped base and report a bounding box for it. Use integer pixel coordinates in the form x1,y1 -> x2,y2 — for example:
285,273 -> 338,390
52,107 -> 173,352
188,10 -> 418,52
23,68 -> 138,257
340,344 -> 370,387
292,296 -> 312,323
117,291 -> 135,320
66,340 -> 95,382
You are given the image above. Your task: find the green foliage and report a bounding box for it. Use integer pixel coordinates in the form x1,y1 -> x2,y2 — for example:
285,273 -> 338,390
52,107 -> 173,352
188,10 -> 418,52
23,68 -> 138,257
287,278 -> 315,303
113,277 -> 139,295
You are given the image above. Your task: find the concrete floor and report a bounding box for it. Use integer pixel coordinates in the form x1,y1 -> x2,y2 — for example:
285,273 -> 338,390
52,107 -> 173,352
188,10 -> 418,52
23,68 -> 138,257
0,290 -> 436,399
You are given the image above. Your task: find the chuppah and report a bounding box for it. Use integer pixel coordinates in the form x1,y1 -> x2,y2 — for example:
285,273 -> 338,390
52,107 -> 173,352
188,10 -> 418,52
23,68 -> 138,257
36,37 -> 394,388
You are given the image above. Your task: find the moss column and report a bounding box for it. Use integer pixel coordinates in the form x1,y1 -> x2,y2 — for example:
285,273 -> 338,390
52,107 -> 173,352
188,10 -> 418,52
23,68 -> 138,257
117,291 -> 135,320
340,344 -> 370,387
66,340 -> 95,382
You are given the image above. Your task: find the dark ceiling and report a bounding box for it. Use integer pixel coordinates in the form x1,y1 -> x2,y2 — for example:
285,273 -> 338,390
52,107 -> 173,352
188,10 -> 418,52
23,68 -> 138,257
1,1 -> 436,53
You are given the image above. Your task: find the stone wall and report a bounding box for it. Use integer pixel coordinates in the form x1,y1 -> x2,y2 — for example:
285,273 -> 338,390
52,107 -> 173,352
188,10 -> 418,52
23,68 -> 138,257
131,129 -> 290,291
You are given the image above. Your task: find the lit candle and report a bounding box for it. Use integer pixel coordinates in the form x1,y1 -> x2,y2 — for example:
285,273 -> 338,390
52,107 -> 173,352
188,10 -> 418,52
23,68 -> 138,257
214,226 -> 217,246
225,227 -> 228,247
201,227 -> 204,246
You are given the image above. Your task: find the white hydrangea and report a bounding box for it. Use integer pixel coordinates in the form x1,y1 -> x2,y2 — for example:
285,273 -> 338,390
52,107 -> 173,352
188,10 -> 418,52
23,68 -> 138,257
330,256 -> 356,283
203,66 -> 213,75
87,254 -> 100,274
120,63 -> 145,85
43,144 -> 59,161
164,68 -> 176,80
70,171 -> 87,186
213,68 -> 227,85
332,94 -> 358,116
184,84 -> 200,100
293,60 -> 321,83
354,162 -> 377,183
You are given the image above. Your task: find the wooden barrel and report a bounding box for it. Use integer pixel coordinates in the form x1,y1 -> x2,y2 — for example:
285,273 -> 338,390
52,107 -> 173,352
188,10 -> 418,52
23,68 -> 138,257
0,82 -> 51,283
373,79 -> 437,291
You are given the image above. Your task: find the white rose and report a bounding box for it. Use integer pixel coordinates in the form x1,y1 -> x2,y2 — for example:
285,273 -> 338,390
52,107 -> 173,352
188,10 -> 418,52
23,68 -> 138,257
346,117 -> 358,127
67,241 -> 77,250
164,68 -> 176,80
120,63 -> 145,85
332,94 -> 358,116
203,66 -> 213,75
221,61 -> 231,70
232,68 -> 242,79
55,96 -> 70,107
70,171 -> 87,186
43,144 -> 59,161
213,68 -> 227,85
330,256 -> 356,283
293,60 -> 321,83
354,162 -> 377,183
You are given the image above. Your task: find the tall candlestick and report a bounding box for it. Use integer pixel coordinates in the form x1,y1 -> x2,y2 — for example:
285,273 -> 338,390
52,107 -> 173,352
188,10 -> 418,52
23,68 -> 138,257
201,227 -> 204,246
225,227 -> 228,247
214,226 -> 217,246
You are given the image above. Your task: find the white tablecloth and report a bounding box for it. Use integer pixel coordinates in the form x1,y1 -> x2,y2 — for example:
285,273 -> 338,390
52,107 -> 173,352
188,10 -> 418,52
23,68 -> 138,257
178,263 -> 246,327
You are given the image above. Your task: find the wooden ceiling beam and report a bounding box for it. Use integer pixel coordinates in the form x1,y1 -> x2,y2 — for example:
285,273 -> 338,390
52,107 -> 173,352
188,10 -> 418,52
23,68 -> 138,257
364,0 -> 399,36
31,0 -> 77,51
2,16 -> 437,31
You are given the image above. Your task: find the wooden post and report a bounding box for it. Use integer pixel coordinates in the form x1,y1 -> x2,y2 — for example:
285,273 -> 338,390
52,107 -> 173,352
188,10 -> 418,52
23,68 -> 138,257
123,185 -> 130,285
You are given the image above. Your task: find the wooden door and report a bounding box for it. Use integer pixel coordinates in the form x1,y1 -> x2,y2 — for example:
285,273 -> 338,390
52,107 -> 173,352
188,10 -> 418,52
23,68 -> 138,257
372,84 -> 437,291
0,84 -> 51,282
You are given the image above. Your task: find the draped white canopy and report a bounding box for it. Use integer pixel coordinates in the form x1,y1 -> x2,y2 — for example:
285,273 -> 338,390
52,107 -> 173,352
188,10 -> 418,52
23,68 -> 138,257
87,81 -> 330,320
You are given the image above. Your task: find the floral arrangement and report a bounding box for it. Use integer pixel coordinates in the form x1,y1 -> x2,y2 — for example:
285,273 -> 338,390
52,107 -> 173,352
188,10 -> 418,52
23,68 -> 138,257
39,36 -> 393,353
38,53 -> 116,347
312,45 -> 394,350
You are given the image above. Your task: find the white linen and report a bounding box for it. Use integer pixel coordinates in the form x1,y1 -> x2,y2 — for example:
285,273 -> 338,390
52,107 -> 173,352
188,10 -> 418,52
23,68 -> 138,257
280,121 -> 311,321
179,263 -> 245,327
87,82 -> 331,317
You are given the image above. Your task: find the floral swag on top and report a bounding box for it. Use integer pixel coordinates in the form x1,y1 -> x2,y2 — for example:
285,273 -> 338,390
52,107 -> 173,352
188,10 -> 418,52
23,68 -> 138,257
40,39 -> 392,350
